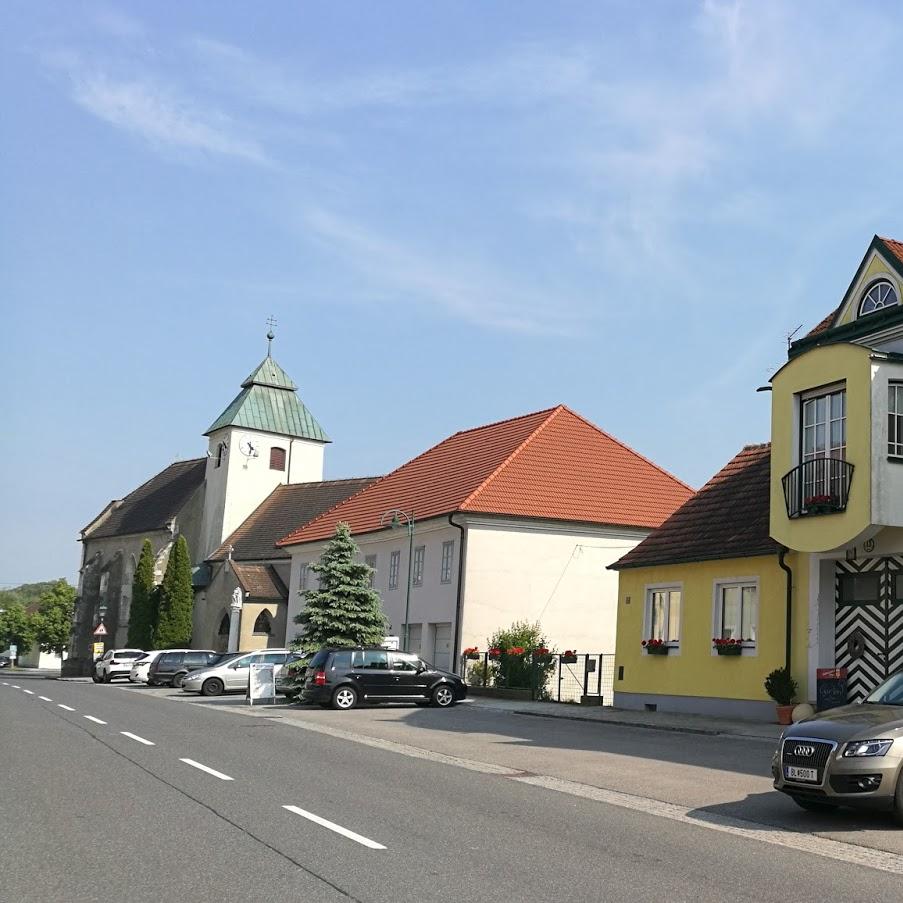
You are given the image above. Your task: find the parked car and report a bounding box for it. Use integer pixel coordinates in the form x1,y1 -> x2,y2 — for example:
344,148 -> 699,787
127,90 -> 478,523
773,670 -> 903,823
93,649 -> 145,683
0,655 -> 11,669
129,651 -> 163,683
301,647 -> 467,710
147,649 -> 221,688
181,649 -> 301,697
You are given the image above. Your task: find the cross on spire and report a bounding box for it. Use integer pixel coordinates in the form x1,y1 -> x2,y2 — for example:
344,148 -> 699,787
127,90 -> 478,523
266,315 -> 277,354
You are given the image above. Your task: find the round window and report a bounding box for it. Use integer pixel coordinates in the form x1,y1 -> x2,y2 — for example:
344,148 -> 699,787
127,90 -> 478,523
859,280 -> 899,316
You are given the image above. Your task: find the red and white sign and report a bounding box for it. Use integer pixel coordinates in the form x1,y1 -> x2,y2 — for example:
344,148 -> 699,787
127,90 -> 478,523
93,623 -> 108,637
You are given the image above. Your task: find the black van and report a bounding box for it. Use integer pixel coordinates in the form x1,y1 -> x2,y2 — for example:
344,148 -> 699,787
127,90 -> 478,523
301,647 -> 467,710
148,649 -> 221,687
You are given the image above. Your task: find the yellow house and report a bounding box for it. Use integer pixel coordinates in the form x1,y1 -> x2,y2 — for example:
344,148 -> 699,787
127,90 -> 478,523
613,234 -> 903,717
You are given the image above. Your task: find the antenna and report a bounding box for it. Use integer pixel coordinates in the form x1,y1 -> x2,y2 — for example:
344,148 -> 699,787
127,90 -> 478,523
786,323 -> 803,349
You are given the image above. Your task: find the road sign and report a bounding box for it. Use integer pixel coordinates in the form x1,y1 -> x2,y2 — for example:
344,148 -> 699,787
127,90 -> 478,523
93,623 -> 108,637
9,644 -> 16,657
92,642 -> 105,659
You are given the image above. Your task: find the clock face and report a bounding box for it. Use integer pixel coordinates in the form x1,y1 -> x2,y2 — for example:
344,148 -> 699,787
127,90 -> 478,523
237,434 -> 259,458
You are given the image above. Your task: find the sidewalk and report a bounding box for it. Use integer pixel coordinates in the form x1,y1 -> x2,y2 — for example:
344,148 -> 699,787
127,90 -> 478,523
466,696 -> 783,740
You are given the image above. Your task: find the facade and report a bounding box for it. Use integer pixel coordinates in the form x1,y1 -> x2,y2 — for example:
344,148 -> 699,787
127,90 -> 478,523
612,234 -> 903,717
279,405 -> 694,669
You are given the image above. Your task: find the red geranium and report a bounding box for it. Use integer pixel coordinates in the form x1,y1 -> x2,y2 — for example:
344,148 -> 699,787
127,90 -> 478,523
642,638 -> 666,648
463,647 -> 478,655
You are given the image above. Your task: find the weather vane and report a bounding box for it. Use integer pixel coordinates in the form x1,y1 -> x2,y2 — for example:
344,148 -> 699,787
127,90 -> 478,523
266,315 -> 277,353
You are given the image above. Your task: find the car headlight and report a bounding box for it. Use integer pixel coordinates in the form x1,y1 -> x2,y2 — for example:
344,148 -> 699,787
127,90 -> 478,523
843,739 -> 894,757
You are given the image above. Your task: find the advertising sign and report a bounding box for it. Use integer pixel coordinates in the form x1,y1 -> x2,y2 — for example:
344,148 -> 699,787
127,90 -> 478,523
92,642 -> 105,660
248,663 -> 276,706
816,667 -> 848,710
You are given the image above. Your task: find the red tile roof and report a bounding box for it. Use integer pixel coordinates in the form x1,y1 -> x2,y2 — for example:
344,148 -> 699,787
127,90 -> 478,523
231,563 -> 287,601
277,406 -> 694,546
611,443 -> 777,570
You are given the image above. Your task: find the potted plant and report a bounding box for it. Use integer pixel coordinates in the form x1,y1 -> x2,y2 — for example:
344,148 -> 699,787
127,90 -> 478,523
533,646 -> 552,663
713,637 -> 743,656
561,649 -> 578,664
764,666 -> 799,724
488,647 -> 502,660
804,493 -> 836,515
642,638 -> 669,656
463,647 -> 480,660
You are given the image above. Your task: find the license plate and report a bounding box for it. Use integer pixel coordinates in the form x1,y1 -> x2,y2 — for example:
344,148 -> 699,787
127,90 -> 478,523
785,765 -> 818,782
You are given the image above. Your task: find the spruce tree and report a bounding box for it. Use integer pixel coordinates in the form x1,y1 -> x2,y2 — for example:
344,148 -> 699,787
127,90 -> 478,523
127,539 -> 157,649
154,535 -> 194,648
293,522 -> 388,656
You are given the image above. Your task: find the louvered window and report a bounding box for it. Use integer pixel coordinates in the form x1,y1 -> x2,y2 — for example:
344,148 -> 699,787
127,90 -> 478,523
270,447 -> 286,471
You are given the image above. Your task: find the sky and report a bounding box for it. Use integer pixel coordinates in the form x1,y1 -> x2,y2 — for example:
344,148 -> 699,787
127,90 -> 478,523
3,0 -> 903,586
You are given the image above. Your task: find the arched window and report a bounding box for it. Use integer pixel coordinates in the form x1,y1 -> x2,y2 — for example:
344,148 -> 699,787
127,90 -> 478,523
269,447 -> 286,471
253,610 -> 272,635
218,613 -> 230,636
859,280 -> 899,317
215,442 -> 226,468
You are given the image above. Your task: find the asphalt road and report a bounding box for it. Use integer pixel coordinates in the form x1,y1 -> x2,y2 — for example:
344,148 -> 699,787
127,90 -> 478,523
3,673 -> 903,902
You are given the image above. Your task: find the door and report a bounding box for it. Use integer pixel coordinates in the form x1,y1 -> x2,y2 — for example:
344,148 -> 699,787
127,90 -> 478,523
433,623 -> 452,672
388,651 -> 428,698
406,624 -> 423,657
835,557 -> 903,700
351,649 -> 392,698
224,654 -> 254,689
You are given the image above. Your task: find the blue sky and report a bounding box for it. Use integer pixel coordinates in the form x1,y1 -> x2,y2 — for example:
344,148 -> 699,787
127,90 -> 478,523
3,0 -> 902,585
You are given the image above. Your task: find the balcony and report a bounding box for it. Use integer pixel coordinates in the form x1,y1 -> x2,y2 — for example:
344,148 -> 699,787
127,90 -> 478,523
782,457 -> 855,519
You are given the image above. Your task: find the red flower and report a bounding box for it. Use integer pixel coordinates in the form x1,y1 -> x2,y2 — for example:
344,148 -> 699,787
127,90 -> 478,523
463,647 -> 478,655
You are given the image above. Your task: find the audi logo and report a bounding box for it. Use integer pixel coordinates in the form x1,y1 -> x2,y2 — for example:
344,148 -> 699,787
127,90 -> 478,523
793,744 -> 816,757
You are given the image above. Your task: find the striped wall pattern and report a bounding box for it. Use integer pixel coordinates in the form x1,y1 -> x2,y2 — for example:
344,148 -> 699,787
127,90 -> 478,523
835,557 -> 903,701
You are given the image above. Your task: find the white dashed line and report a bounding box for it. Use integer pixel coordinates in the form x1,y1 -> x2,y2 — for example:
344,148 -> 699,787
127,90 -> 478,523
22,689 -> 34,695
120,731 -> 154,746
11,685 -> 20,689
57,704 -> 75,712
179,758 -> 234,781
39,696 -> 52,702
1,681 -> 8,685
83,715 -> 107,725
282,805 -> 386,850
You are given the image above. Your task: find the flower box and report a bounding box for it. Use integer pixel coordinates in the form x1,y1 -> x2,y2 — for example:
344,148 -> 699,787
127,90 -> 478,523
464,653 -> 480,660
488,648 -> 502,660
561,654 -> 578,664
715,644 -> 742,656
645,644 -> 669,656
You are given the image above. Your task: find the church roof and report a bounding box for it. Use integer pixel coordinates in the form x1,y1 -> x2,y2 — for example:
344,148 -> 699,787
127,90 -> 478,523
205,354 -> 329,442
278,405 -> 694,546
82,458 -> 206,541
231,563 -> 288,601
208,477 -> 379,562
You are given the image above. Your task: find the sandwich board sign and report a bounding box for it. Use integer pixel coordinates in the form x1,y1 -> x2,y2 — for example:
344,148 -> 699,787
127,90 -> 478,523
92,642 -> 105,660
248,663 -> 276,706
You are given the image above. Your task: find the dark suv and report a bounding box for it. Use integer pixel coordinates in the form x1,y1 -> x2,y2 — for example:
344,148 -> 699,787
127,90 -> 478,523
302,647 -> 467,710
148,649 -> 220,687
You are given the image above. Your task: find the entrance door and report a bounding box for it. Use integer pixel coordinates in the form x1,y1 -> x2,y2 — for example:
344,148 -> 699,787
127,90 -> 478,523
835,557 -> 903,700
432,623 -> 452,672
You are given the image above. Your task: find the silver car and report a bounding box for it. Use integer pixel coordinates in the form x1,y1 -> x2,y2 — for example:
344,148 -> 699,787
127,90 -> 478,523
180,649 -> 300,697
773,671 -> 903,822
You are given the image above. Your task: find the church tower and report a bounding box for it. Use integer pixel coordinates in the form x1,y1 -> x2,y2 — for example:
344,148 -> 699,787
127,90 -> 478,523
199,330 -> 329,559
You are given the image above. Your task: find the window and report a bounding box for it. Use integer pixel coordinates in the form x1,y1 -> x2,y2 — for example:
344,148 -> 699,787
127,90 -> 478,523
365,554 -> 377,588
299,564 -> 309,591
269,447 -> 286,471
716,582 -> 757,643
215,442 -> 226,468
389,652 -> 419,672
413,546 -> 425,586
359,650 -> 388,670
859,279 -> 899,316
330,650 -> 353,670
890,384 -> 903,457
389,550 -> 401,591
253,611 -> 272,635
259,652 -> 289,665
801,386 -> 846,502
440,540 -> 454,584
218,613 -> 230,635
839,572 -> 880,605
646,587 -> 681,643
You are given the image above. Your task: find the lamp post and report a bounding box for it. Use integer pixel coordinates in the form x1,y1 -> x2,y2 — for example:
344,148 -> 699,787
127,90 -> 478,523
380,508 -> 415,651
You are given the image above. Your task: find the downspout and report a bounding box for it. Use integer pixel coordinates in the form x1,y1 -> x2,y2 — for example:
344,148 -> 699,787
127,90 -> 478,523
778,546 -> 793,673
449,513 -> 467,674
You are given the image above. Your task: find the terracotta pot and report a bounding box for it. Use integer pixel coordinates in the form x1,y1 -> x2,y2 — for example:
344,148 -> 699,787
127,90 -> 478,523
776,704 -> 795,725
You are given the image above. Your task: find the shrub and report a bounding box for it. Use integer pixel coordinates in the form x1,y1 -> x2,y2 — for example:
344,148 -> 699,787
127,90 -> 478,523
764,667 -> 798,705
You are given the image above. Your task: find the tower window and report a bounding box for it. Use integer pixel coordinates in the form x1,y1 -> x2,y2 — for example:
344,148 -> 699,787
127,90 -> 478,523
859,280 -> 899,317
253,610 -> 272,635
218,613 -> 230,636
215,442 -> 226,469
270,447 -> 286,471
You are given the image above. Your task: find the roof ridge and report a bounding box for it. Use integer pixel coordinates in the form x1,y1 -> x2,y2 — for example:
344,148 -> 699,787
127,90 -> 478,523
557,404 -> 695,493
460,406 -> 563,509
446,405 -> 560,441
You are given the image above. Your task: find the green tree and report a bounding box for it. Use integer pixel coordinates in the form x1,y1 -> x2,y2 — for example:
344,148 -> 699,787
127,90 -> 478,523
293,522 -> 388,656
127,540 -> 157,649
154,535 -> 194,648
486,620 -> 556,698
32,578 -> 76,656
0,603 -> 37,662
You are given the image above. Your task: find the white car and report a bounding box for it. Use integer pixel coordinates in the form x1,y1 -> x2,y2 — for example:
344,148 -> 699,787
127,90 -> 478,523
93,649 -> 145,683
129,651 -> 164,683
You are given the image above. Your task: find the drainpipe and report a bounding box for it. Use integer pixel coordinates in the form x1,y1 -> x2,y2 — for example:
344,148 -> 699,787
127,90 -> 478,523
448,514 -> 467,674
778,546 -> 793,673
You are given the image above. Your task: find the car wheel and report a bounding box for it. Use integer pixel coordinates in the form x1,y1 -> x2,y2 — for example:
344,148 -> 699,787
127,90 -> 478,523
201,678 -> 224,697
92,672 -> 101,684
893,773 -> 903,827
171,672 -> 187,689
431,685 -> 456,708
102,671 -> 112,683
791,796 -> 839,813
331,685 -> 358,710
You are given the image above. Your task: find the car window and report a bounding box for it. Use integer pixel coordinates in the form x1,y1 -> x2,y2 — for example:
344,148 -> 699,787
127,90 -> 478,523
389,653 -> 419,672
230,655 -> 252,669
259,652 -> 288,665
183,652 -> 208,668
359,650 -> 388,670
330,650 -> 353,670
308,651 -> 330,669
118,651 -> 144,660
159,653 -> 179,666
204,652 -> 220,665
866,672 -> 903,705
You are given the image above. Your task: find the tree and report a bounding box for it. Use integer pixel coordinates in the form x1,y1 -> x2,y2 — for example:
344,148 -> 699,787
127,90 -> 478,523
154,535 -> 194,648
293,522 -> 388,656
0,603 -> 37,662
32,578 -> 76,656
486,620 -> 556,698
127,540 -> 157,649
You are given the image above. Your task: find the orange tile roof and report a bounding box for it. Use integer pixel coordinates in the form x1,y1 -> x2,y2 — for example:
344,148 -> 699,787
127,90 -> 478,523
277,406 -> 694,546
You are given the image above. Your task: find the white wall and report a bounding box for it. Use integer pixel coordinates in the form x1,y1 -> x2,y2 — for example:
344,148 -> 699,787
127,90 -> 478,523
461,518 -> 647,654
871,359 -> 903,528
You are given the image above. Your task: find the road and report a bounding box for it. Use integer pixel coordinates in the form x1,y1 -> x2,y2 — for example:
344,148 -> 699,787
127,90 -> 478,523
3,673 -> 903,902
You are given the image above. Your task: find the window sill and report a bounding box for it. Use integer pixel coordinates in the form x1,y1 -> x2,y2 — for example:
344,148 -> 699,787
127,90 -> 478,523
888,455 -> 903,465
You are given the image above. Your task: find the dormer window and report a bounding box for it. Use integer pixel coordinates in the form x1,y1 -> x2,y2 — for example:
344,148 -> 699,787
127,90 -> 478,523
859,280 -> 899,317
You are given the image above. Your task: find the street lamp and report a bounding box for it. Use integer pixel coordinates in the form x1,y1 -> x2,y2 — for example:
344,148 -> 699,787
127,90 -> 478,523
97,602 -> 108,625
380,508 -> 415,651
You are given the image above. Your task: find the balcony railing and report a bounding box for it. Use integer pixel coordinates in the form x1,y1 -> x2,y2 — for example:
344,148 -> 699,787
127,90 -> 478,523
782,457 -> 854,519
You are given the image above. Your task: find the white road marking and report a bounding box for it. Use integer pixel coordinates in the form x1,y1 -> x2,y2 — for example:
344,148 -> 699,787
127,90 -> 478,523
120,731 -> 154,746
22,689 -> 34,695
83,715 -> 107,725
39,696 -> 52,702
57,704 -> 75,711
11,685 -> 20,689
1,681 -> 8,685
282,805 -> 385,850
179,758 -> 234,781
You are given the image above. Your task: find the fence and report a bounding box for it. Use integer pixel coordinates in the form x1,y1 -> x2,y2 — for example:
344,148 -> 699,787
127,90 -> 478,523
461,651 -> 615,705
